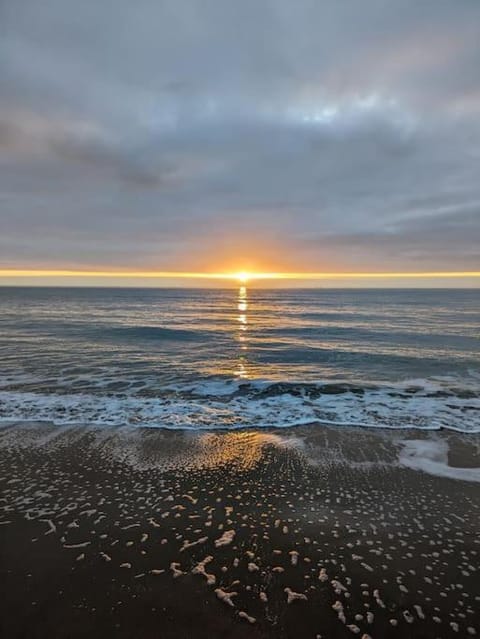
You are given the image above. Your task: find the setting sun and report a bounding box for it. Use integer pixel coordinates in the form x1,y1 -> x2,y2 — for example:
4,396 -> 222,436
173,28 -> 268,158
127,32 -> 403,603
235,271 -> 250,283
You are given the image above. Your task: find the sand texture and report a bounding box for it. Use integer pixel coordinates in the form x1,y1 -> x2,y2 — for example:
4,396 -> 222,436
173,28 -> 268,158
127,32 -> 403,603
0,422 -> 479,638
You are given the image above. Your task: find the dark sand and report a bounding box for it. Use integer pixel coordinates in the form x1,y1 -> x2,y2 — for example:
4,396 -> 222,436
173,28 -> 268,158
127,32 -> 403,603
0,422 -> 479,638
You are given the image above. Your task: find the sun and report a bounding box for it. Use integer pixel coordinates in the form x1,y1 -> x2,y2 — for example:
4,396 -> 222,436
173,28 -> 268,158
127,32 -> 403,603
235,271 -> 250,283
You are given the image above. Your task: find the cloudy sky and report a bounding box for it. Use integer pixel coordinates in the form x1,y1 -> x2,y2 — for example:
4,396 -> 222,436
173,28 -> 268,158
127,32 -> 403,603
1,0 -> 479,284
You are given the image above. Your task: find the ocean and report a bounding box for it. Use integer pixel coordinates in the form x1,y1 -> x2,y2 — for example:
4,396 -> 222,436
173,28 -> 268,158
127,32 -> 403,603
0,287 -> 478,432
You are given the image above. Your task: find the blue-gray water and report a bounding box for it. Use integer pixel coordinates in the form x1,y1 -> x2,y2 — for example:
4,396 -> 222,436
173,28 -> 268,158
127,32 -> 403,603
0,287 -> 478,432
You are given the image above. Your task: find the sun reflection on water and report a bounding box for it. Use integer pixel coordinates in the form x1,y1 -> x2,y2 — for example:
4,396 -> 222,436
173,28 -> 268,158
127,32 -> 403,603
196,431 -> 291,470
236,285 -> 249,379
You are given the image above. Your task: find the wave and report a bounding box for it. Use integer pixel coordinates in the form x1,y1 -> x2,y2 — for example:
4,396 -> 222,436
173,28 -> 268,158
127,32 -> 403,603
105,326 -> 208,341
1,322 -> 211,342
0,377 -> 478,433
263,325 -> 479,347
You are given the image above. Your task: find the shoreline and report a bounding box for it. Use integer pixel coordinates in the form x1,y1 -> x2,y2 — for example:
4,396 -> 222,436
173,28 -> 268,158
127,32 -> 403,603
1,422 -> 479,638
1,415 -> 480,435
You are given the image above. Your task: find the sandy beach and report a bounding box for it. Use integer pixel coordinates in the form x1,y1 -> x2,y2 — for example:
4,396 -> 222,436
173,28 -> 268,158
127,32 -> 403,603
0,422 -> 478,638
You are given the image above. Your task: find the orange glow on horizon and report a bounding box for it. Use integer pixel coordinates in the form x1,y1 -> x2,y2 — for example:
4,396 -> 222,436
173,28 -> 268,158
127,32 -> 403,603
0,269 -> 479,281
235,271 -> 250,283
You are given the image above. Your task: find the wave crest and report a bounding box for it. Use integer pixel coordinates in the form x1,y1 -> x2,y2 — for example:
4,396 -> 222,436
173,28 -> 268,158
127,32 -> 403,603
0,377 -> 478,433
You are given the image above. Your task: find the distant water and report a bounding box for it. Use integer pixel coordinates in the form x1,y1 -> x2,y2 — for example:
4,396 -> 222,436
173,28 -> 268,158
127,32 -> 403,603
0,287 -> 479,432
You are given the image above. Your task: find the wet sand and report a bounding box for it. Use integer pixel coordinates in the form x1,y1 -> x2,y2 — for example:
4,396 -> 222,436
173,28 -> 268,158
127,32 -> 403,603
0,422 -> 479,638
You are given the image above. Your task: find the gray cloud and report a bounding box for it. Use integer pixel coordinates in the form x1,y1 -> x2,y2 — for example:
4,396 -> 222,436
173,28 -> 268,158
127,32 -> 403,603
1,0 -> 479,272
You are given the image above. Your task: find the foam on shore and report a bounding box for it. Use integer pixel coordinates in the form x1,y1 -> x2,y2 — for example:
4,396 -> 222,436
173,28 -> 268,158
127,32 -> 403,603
398,439 -> 480,482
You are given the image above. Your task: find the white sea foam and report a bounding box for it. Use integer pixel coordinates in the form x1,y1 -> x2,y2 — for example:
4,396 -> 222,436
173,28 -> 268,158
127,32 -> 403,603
398,439 -> 480,482
0,375 -> 479,433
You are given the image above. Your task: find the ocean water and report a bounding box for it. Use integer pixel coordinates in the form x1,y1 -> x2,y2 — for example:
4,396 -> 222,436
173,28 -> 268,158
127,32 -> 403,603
0,287 -> 478,432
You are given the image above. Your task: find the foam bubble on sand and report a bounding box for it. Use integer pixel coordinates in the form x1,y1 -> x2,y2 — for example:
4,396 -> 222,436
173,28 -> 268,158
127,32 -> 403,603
40,518 -> 56,535
215,588 -> 237,607
214,529 -> 235,547
331,579 -> 347,594
332,601 -> 346,624
398,439 -> 480,483
413,604 -> 425,619
148,517 -> 161,528
238,611 -> 256,624
181,536 -> 208,551
402,610 -> 414,624
373,589 -> 385,608
192,556 -> 216,585
64,541 -> 91,548
285,588 -> 307,604
318,568 -> 328,582
170,562 -> 184,578
360,562 -> 373,572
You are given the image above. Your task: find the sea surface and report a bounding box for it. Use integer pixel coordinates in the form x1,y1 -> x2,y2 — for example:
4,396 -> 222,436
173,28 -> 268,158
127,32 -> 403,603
0,287 -> 478,432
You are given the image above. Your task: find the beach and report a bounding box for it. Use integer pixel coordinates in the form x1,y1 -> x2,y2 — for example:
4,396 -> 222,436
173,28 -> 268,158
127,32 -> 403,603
1,421 -> 478,638
3,0 -> 480,635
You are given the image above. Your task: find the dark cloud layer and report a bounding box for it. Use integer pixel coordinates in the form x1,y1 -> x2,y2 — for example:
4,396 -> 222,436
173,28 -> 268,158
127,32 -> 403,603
1,0 -> 479,272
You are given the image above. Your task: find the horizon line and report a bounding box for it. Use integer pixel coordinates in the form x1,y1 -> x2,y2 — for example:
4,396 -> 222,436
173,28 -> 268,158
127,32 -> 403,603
0,269 -> 479,281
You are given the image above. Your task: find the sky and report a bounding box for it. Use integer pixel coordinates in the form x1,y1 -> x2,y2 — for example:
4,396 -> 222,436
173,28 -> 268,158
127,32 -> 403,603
1,0 -> 479,287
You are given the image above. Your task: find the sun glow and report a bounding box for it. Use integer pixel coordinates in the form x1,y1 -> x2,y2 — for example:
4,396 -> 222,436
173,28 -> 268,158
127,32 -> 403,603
235,271 -> 250,283
0,269 -> 479,284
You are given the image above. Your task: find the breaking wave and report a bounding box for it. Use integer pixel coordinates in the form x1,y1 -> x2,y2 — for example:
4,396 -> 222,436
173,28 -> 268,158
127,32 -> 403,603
0,377 -> 478,433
